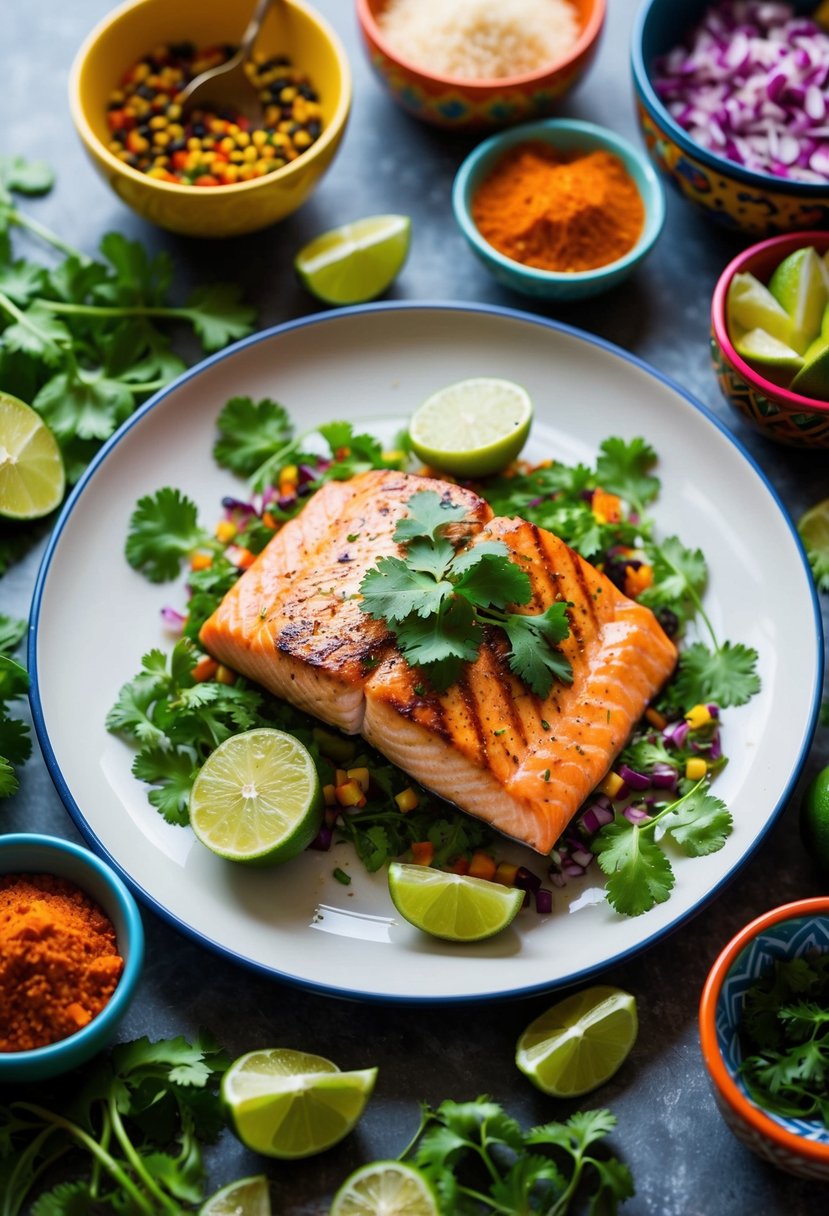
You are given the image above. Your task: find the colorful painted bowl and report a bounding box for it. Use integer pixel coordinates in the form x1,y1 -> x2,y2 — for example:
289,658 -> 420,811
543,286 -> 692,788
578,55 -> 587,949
699,898 -> 829,1181
69,0 -> 351,238
710,230 -> 829,448
0,834 -> 144,1083
355,0 -> 605,131
452,118 -> 665,301
631,0 -> 829,236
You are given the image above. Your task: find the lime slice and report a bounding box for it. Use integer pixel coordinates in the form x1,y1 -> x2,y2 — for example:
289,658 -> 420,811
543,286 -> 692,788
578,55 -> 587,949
199,1175 -> 271,1216
733,327 -> 804,374
801,765 -> 829,877
330,1161 -> 439,1216
387,861 -> 524,942
768,246 -> 827,341
515,985 -> 638,1097
726,272 -> 806,352
789,341 -> 829,400
408,377 -> 533,477
294,214 -> 411,305
0,390 -> 65,520
798,497 -> 829,591
189,728 -> 322,865
222,1048 -> 377,1159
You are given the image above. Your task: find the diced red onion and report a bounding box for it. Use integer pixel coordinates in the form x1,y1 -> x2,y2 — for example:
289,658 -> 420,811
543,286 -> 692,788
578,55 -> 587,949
535,888 -> 553,914
653,1 -> 829,181
618,763 -> 651,791
563,862 -> 586,877
709,731 -> 723,761
651,764 -> 679,790
580,802 -> 615,834
623,805 -> 652,825
549,870 -> 567,888
309,826 -> 333,851
160,606 -> 185,630
514,866 -> 542,893
663,719 -> 690,749
570,848 -> 594,868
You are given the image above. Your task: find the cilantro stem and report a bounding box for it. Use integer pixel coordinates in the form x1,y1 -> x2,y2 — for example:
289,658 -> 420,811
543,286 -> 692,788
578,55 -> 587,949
108,1093 -> 182,1215
549,1151 -> 585,1216
3,1124 -> 60,1216
0,288 -> 67,346
249,427 -> 314,490
635,777 -> 705,834
653,540 -> 719,650
121,377 -> 171,395
7,206 -> 88,263
12,1102 -> 157,1216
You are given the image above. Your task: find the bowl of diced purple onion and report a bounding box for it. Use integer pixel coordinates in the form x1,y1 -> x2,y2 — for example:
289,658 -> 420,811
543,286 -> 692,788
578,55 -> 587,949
631,0 -> 829,235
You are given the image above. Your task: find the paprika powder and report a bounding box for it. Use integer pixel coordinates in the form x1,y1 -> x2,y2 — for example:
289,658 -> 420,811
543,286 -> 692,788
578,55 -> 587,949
471,142 -> 645,273
0,873 -> 123,1052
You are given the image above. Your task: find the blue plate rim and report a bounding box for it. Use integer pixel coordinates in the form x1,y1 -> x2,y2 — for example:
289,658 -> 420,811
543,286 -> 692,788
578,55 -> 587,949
27,299 -> 825,1004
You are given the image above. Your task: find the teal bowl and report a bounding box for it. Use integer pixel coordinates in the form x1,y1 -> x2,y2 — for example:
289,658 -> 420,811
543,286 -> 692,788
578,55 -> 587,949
452,118 -> 665,300
0,834 -> 144,1083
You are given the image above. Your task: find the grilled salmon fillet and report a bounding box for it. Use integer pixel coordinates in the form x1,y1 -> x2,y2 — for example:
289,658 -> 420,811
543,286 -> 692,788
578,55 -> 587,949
200,469 -> 677,854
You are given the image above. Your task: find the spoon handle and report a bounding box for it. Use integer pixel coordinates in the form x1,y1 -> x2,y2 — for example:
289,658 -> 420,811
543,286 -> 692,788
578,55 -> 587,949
239,0 -> 278,61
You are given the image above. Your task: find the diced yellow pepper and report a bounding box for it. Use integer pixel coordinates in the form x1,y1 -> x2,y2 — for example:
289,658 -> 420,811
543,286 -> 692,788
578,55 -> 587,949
395,788 -> 419,813
597,771 -> 625,798
685,757 -> 708,781
685,704 -> 712,731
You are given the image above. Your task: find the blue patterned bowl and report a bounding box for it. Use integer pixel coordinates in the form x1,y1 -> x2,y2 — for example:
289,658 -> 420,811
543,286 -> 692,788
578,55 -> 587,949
699,898 -> 829,1181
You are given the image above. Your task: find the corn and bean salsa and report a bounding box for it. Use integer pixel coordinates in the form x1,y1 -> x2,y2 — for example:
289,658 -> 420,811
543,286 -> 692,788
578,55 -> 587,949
106,41 -> 324,187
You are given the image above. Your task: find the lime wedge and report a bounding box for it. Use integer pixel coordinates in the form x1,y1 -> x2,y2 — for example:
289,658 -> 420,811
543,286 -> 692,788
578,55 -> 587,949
387,861 -> 524,942
733,327 -> 804,374
222,1048 -> 377,1159
790,341 -> 829,400
189,728 -> 322,865
0,390 -> 65,520
199,1175 -> 271,1216
515,985 -> 638,1097
726,272 -> 806,352
330,1161 -> 440,1216
408,377 -> 533,477
798,498 -> 829,591
768,246 -> 827,341
294,214 -> 411,305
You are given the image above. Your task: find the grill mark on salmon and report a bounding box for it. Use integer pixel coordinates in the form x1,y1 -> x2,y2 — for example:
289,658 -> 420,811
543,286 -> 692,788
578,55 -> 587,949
200,469 -> 677,854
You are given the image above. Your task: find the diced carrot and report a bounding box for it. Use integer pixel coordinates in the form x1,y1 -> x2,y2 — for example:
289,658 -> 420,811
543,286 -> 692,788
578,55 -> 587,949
190,552 -> 213,571
591,488 -> 622,524
225,545 -> 256,570
192,655 -> 219,682
446,855 -> 469,875
645,706 -> 668,730
411,841 -> 434,866
624,564 -> 654,598
262,511 -> 278,530
468,851 -> 497,881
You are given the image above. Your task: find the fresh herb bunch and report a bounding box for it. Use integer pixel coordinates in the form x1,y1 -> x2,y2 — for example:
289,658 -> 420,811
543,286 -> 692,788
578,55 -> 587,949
359,490 -> 573,696
399,1098 -> 633,1215
486,437 -> 760,709
0,614 -> 30,798
739,954 -> 829,1125
0,1033 -> 229,1215
0,154 -> 256,571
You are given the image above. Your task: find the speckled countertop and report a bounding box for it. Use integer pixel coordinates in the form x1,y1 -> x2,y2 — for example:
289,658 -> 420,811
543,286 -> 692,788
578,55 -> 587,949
4,1 -> 829,1212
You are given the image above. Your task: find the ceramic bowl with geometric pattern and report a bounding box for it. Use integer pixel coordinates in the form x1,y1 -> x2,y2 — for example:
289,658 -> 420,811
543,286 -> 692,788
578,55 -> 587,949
699,898 -> 829,1182
710,231 -> 829,448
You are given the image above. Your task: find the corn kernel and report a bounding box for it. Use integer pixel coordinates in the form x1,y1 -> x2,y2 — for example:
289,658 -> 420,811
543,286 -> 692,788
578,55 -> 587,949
187,136 -> 202,151
685,757 -> 708,781
347,767 -> 370,793
252,129 -> 268,147
685,704 -> 712,731
215,520 -> 237,543
395,788 -> 419,813
293,130 -> 312,150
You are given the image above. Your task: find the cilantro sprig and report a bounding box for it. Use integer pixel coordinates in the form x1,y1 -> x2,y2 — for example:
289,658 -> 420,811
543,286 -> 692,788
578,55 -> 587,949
739,955 -> 829,1125
399,1098 -> 633,1215
0,1032 -> 229,1215
0,615 -> 31,798
593,780 -> 732,916
359,491 -> 573,696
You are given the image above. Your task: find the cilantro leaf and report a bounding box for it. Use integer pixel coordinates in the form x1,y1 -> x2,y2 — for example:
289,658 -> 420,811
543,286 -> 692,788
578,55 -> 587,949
639,536 -> 707,623
594,819 -> 675,916
34,371 -> 133,443
184,283 -> 257,351
451,545 -> 530,608
125,488 -> 209,582
672,640 -> 760,708
132,747 -> 196,825
395,598 -> 480,676
595,436 -> 659,512
0,154 -> 55,198
95,232 -> 173,306
501,607 -> 574,698
0,615 -> 25,654
2,303 -> 71,365
360,555 -> 454,623
0,715 -> 32,767
0,259 -> 47,305
393,490 -> 469,543
661,788 -> 732,856
0,755 -> 18,798
213,395 -> 293,475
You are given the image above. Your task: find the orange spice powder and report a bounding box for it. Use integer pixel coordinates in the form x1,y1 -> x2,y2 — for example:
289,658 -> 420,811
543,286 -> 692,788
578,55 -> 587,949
471,142 -> 645,274
0,873 -> 124,1052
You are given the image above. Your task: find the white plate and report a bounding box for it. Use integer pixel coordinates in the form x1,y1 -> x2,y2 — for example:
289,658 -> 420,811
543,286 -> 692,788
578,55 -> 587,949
30,303 -> 823,1003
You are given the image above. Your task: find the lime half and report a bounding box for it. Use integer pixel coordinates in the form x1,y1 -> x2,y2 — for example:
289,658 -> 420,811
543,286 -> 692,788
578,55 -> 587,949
387,861 -> 524,942
790,342 -> 829,400
769,245 -> 828,340
189,728 -> 322,865
222,1048 -> 377,1159
801,765 -> 829,877
726,272 -> 806,352
199,1175 -> 271,1216
408,377 -> 533,477
515,985 -> 638,1097
295,214 -> 411,305
798,498 -> 829,591
330,1161 -> 439,1216
0,390 -> 65,520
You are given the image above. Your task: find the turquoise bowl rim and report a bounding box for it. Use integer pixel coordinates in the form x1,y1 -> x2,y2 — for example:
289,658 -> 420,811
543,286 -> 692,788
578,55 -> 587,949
0,833 -> 144,1082
631,0 -> 828,197
451,117 -> 666,297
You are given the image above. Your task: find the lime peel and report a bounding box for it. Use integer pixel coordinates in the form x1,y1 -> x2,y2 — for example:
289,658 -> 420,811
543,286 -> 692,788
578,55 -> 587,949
295,214 -> 411,305
388,861 -> 524,942
408,377 -> 533,477
329,1160 -> 440,1216
0,390 -> 65,520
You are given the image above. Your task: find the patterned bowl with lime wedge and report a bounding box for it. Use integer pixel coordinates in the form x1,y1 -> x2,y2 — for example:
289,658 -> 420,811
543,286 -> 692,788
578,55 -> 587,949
711,231 -> 829,448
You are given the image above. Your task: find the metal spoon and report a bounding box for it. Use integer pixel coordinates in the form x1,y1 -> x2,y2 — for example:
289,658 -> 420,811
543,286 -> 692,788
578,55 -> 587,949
179,0 -> 278,121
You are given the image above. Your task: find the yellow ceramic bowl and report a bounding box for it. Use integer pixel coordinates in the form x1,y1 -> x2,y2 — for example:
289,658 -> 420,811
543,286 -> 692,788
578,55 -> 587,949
69,0 -> 352,238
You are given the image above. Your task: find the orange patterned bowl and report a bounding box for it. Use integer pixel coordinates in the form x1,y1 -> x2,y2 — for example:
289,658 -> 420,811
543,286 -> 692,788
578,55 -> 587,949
699,898 -> 829,1181
710,231 -> 829,448
355,0 -> 605,131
